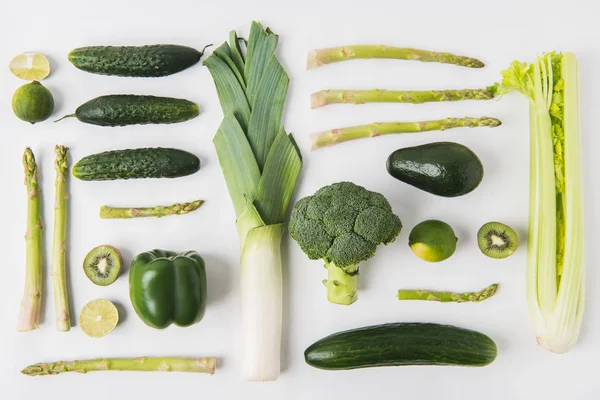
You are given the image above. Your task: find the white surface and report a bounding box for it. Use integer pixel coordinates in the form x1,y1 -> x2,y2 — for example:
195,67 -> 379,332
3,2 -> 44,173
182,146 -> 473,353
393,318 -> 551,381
1,0 -> 599,398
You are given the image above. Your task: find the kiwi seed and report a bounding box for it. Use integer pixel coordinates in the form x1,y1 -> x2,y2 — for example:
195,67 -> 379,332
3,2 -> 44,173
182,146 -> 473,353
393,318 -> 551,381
83,245 -> 122,286
477,222 -> 518,259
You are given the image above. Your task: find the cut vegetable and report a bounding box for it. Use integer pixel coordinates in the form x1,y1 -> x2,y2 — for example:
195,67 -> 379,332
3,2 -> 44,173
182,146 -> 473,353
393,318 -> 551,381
79,299 -> 119,338
494,52 -> 584,353
398,283 -> 498,303
83,245 -> 122,286
22,357 -> 216,376
18,148 -> 43,332
307,45 -> 484,69
100,199 -> 203,219
311,117 -> 500,150
51,145 -> 71,331
477,221 -> 518,259
204,21 -> 302,381
9,52 -> 50,80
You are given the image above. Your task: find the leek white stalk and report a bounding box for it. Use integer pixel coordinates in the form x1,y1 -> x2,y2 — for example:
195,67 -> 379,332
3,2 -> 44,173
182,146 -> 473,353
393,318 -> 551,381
497,52 -> 584,353
205,22 -> 302,380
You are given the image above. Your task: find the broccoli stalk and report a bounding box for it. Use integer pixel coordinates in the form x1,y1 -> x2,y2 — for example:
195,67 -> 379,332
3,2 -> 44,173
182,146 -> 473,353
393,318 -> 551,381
290,182 -> 402,305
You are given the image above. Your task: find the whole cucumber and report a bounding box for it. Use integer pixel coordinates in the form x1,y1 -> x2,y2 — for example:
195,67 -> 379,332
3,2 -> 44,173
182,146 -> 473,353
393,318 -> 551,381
57,95 -> 199,127
305,323 -> 497,370
68,44 -> 210,77
73,148 -> 200,181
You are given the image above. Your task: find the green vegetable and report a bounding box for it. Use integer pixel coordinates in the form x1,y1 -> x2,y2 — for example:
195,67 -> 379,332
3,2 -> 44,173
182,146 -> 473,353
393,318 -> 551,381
51,145 -> 71,331
311,88 -> 494,108
18,148 -> 43,332
289,182 -> 402,305
409,219 -> 458,262
68,44 -> 210,77
73,147 -> 200,181
387,141 -> 484,197
129,250 -> 207,329
310,117 -> 500,150
204,21 -> 302,381
22,357 -> 216,376
493,52 -> 583,353
12,81 -> 54,124
100,199 -> 204,219
56,95 -> 199,127
304,323 -> 497,370
398,283 -> 499,303
307,45 -> 484,69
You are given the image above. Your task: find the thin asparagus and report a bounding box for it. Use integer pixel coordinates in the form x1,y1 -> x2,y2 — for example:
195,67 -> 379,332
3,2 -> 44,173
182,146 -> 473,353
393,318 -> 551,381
307,45 -> 484,70
397,283 -> 499,303
311,117 -> 501,150
18,148 -> 43,332
99,199 -> 204,219
22,357 -> 217,376
51,145 -> 70,331
311,88 -> 494,108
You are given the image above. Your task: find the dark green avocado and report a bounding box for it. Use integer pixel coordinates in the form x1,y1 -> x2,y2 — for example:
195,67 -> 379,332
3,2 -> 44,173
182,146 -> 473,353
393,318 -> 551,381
386,141 -> 484,197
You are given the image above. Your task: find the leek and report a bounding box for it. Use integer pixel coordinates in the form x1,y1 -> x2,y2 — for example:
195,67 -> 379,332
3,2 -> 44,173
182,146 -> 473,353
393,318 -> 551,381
496,53 -> 584,353
204,22 -> 302,380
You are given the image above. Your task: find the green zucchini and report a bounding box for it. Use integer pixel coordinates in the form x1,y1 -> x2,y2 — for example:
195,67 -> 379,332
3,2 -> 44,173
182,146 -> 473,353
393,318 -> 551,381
57,95 -> 199,127
68,44 -> 210,77
304,323 -> 497,370
73,148 -> 200,181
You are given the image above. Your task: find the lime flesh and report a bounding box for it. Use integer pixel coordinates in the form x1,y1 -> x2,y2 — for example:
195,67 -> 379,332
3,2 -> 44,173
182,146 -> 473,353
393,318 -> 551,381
9,52 -> 50,80
79,299 -> 119,338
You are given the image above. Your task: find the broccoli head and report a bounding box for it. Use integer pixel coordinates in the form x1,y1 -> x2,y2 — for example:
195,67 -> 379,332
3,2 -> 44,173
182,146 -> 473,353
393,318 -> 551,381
289,182 -> 402,305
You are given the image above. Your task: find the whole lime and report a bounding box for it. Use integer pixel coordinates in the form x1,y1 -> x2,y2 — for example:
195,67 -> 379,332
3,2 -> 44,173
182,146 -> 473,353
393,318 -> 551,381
12,81 -> 54,124
409,219 -> 457,262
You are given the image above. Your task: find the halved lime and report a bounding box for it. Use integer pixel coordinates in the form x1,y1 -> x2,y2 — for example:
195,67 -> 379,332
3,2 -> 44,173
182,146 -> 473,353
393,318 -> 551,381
9,52 -> 50,81
79,299 -> 119,338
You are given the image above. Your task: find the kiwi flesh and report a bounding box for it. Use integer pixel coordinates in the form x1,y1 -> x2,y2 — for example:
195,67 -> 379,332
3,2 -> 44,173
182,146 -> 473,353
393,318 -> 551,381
477,222 -> 518,259
83,245 -> 122,286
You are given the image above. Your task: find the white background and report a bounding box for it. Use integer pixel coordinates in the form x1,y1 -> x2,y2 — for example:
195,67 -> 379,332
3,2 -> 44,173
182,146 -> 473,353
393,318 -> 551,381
1,0 -> 598,398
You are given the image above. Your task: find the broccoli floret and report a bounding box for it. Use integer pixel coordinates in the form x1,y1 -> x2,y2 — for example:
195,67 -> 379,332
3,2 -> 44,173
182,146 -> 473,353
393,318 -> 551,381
289,182 -> 402,305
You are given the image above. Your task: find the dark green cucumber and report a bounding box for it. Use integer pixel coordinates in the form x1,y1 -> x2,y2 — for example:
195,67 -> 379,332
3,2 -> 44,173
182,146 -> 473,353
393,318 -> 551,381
73,148 -> 200,181
68,44 -> 209,77
58,95 -> 199,127
304,323 -> 497,370
386,141 -> 484,197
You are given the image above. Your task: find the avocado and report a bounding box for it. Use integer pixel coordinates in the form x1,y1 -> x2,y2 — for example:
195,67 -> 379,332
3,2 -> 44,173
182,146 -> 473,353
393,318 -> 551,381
386,141 -> 484,197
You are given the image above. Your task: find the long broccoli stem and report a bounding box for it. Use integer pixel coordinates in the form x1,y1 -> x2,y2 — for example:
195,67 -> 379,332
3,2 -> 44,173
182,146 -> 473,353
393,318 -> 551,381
311,88 -> 494,108
99,200 -> 204,219
324,262 -> 358,305
18,148 -> 43,332
311,116 -> 501,150
307,45 -> 484,70
397,283 -> 499,303
22,357 -> 217,376
51,145 -> 70,331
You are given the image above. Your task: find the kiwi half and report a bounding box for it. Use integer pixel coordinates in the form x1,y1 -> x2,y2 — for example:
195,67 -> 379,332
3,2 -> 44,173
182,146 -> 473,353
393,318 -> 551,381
83,245 -> 122,286
477,222 -> 518,259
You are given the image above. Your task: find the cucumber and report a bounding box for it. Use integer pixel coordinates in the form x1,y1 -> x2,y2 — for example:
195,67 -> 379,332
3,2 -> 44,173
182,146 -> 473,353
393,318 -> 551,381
386,142 -> 484,197
68,44 -> 209,77
58,95 -> 199,127
304,323 -> 497,370
73,148 -> 200,181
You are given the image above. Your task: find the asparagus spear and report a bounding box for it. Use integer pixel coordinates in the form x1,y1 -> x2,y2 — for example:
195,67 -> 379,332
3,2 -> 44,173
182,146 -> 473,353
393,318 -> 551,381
22,357 -> 217,376
51,145 -> 70,331
397,283 -> 499,303
307,45 -> 484,70
18,148 -> 43,332
311,117 -> 501,150
311,88 -> 494,108
99,199 -> 204,219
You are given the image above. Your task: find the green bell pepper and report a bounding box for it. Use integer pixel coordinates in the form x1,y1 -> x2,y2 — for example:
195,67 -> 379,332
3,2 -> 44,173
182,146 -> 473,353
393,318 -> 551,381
129,249 -> 207,329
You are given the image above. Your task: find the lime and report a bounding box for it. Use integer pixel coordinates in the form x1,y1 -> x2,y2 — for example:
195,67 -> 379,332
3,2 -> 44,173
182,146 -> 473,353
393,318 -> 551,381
409,219 -> 457,262
79,299 -> 119,338
9,52 -> 50,81
12,81 -> 54,124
